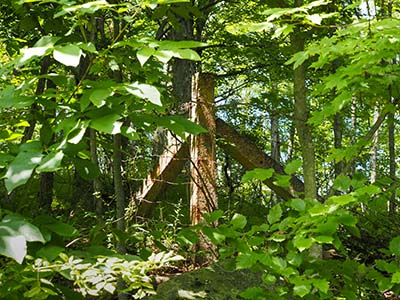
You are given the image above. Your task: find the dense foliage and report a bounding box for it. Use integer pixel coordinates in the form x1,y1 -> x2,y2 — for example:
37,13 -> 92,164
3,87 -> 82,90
1,0 -> 400,299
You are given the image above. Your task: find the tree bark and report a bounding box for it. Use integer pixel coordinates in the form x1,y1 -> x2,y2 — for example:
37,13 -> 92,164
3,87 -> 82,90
90,129 -> 103,216
291,14 -> 317,199
371,105 -> 379,183
190,73 -> 218,225
216,118 -> 307,200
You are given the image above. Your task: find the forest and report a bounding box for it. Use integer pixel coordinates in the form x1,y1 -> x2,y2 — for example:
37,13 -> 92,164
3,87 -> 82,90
0,0 -> 400,299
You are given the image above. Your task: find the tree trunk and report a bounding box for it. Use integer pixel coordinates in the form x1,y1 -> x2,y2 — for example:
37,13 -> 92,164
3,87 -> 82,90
388,88 -> 396,215
371,105 -> 379,183
333,113 -> 344,177
216,118 -> 307,200
291,8 -> 317,200
90,129 -> 103,216
190,73 -> 218,225
190,73 -> 218,262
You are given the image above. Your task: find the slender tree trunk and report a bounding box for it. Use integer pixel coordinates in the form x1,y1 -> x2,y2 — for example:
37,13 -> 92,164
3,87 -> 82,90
271,111 -> 281,164
333,113 -> 344,177
371,104 -> 379,183
270,110 -> 280,203
287,123 -> 295,161
388,88 -> 396,215
291,8 -> 317,200
90,129 -> 103,216
113,133 -> 126,255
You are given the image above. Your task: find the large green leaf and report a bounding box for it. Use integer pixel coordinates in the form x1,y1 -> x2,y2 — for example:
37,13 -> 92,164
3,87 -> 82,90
241,168 -> 274,183
89,88 -> 113,107
90,114 -> 122,134
5,144 -> 43,192
230,213 -> 247,230
1,214 -> 45,243
125,83 -> 162,106
0,229 -> 26,263
18,36 -> 59,65
36,151 -> 64,172
53,44 -> 83,67
267,204 -> 282,224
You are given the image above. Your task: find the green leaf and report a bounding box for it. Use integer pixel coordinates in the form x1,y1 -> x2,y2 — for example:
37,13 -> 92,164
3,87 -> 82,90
293,282 -> 312,297
136,47 -> 155,66
273,174 -> 291,187
53,44 -> 82,67
36,215 -> 79,238
90,114 -> 122,134
0,228 -> 26,263
389,236 -> 400,256
392,272 -> 400,283
36,151 -> 64,172
204,210 -> 223,223
314,235 -> 333,244
1,214 -> 45,243
89,88 -> 113,107
327,194 -> 355,206
284,159 -> 302,174
230,213 -> 247,229
333,174 -> 351,191
236,252 -> 258,269
242,168 -> 274,182
18,36 -> 59,65
293,236 -> 314,252
74,158 -> 101,180
267,204 -> 282,224
158,116 -> 207,138
290,198 -> 306,212
5,146 -> 43,192
125,83 -> 162,106
37,245 -> 64,261
312,279 -> 329,294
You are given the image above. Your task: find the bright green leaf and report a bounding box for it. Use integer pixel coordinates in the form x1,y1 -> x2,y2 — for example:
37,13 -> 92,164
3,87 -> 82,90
136,47 -> 156,66
267,204 -> 282,224
36,151 -> 64,172
242,168 -> 274,182
284,159 -> 302,174
389,236 -> 400,256
290,198 -> 306,212
53,44 -> 82,67
5,147 -> 43,192
125,83 -> 162,106
90,114 -> 122,134
0,228 -> 26,263
230,213 -> 247,229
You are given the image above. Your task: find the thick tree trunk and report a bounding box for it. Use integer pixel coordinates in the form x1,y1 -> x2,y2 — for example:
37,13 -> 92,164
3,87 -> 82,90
190,73 -> 218,262
291,17 -> 317,200
216,118 -> 307,200
190,73 -> 218,225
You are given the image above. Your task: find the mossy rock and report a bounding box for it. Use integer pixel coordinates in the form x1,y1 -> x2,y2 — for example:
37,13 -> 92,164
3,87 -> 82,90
148,263 -> 265,300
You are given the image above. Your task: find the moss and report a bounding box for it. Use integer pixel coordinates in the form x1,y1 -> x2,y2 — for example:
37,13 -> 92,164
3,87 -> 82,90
148,263 -> 265,300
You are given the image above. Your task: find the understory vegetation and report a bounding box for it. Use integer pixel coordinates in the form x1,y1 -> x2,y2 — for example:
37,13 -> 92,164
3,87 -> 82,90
1,0 -> 400,299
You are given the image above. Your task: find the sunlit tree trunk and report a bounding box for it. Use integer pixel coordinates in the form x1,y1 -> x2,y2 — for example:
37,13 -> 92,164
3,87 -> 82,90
291,4 -> 317,200
190,73 -> 218,262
